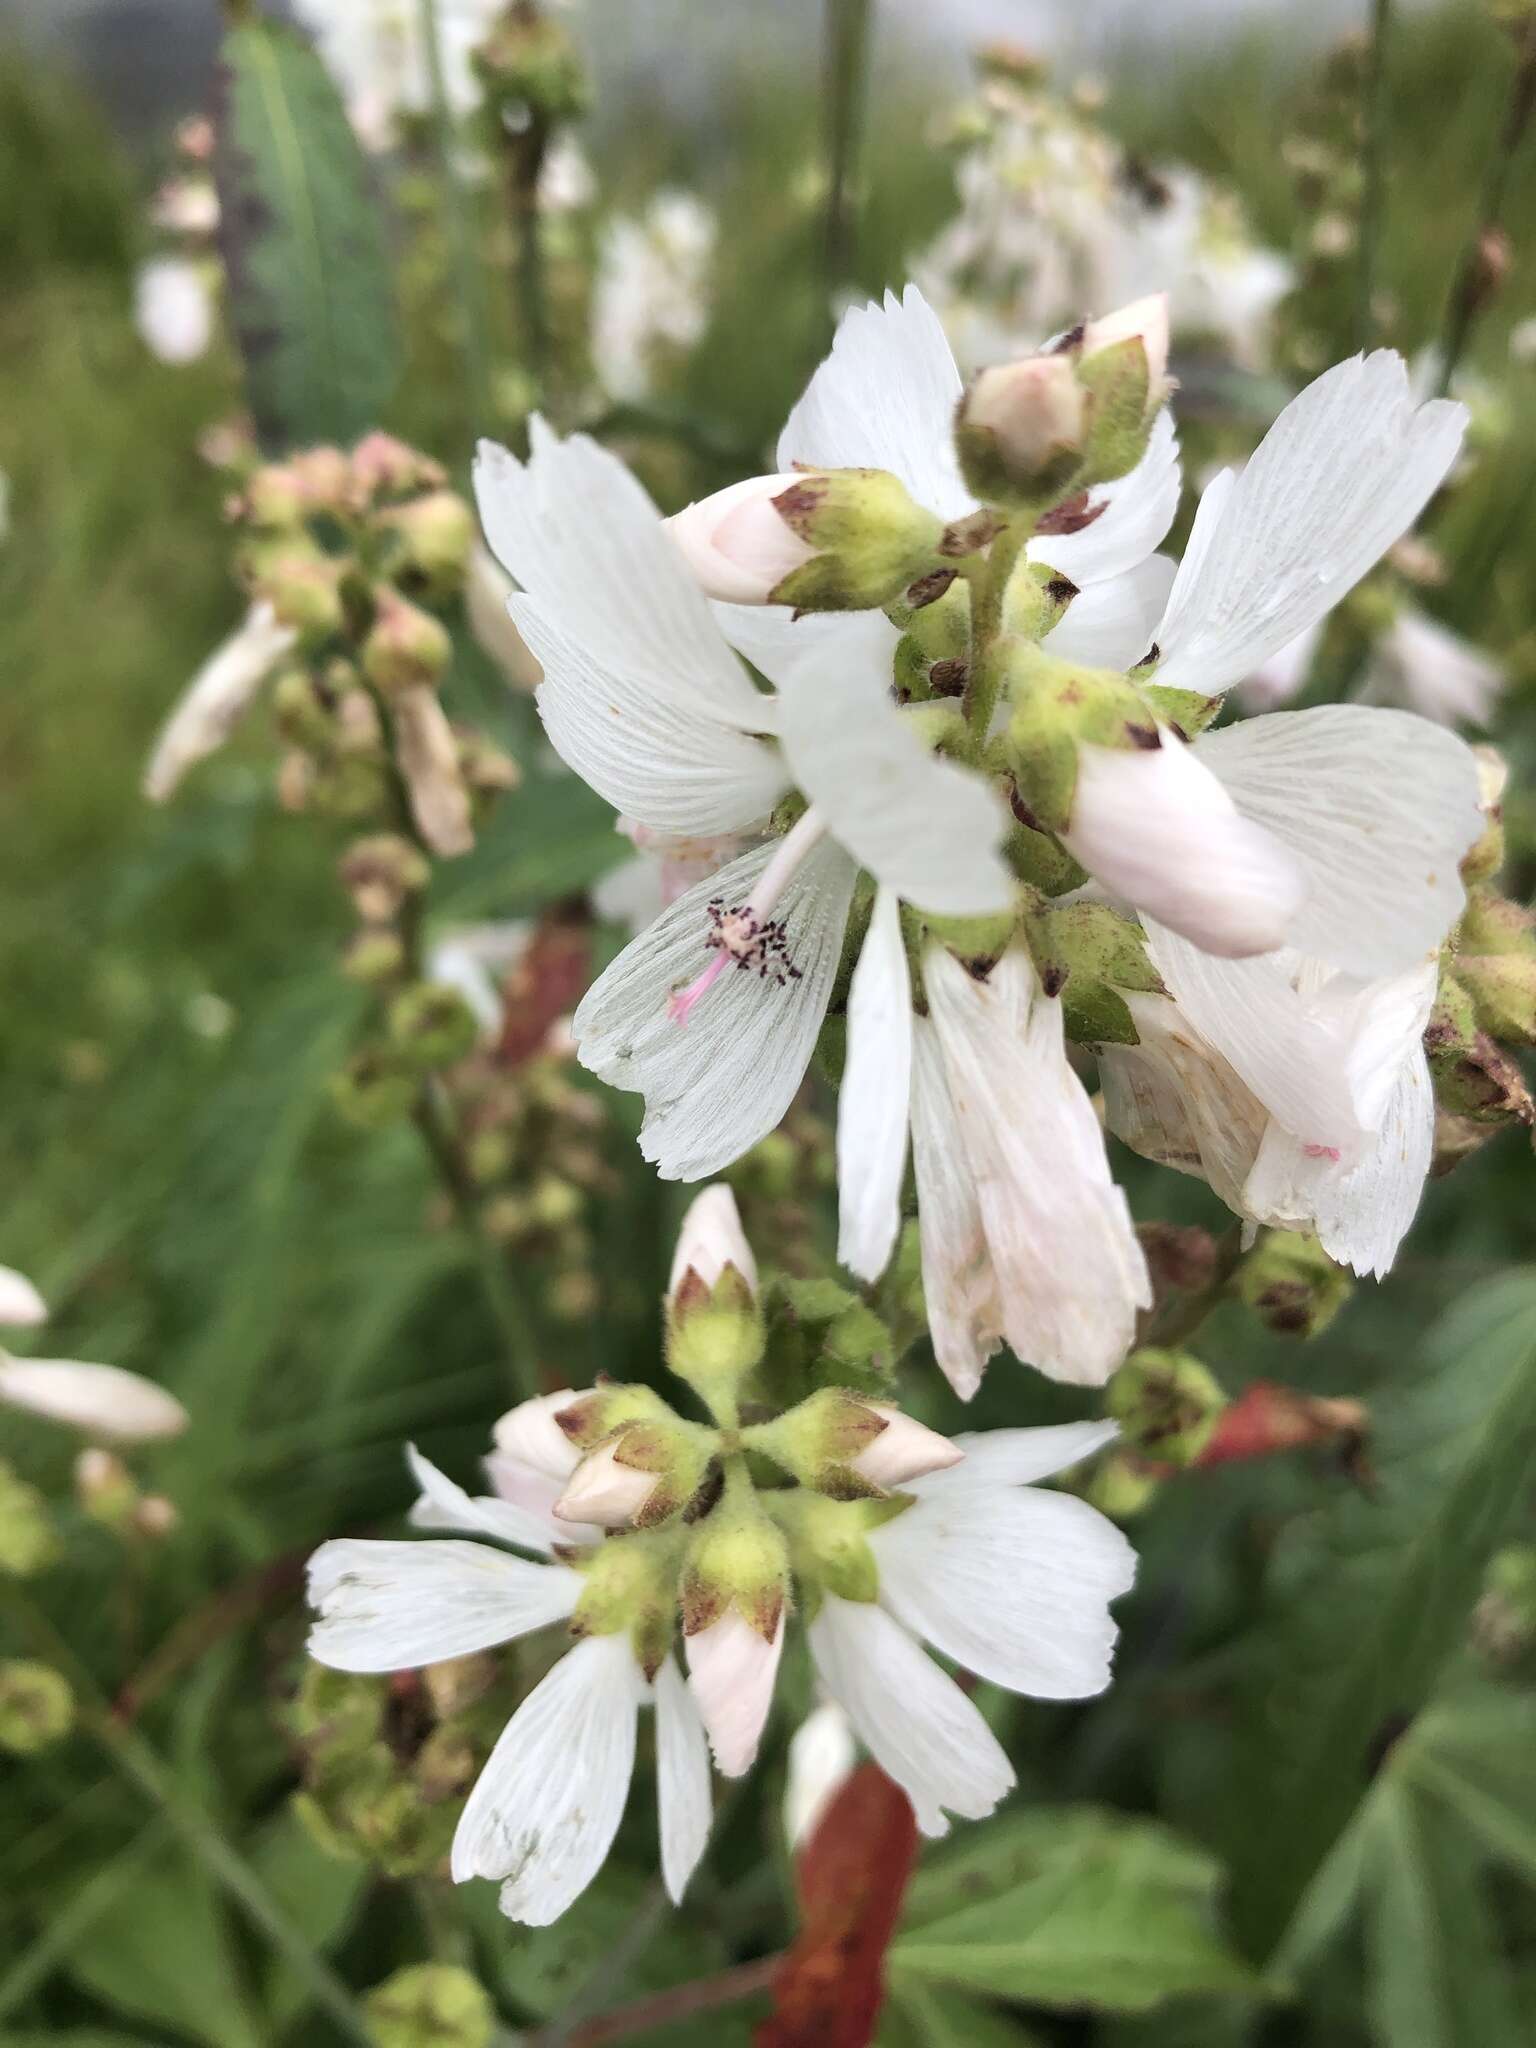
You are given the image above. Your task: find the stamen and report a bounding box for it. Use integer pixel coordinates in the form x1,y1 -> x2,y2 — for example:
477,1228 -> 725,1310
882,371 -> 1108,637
666,808 -> 826,1028
667,948 -> 729,1025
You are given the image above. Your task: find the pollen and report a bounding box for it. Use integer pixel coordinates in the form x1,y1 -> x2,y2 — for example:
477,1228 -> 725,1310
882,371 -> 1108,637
667,899 -> 803,1027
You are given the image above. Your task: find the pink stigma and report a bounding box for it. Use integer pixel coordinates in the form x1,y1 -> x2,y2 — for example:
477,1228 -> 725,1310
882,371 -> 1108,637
1302,1142 -> 1341,1162
668,949 -> 729,1026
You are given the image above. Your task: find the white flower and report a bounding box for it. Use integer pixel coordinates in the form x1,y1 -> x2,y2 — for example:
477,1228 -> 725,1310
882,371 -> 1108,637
0,1266 -> 47,1328
809,1418 -> 1132,1836
784,1700 -> 857,1848
426,922 -> 532,1038
668,1184 -> 757,1298
295,0 -> 501,150
310,1445 -> 713,1924
1357,608 -> 1504,728
591,193 -> 717,405
684,1609 -> 785,1778
150,177 -> 220,237
143,603 -> 299,802
135,257 -> 215,365
0,1358 -> 188,1442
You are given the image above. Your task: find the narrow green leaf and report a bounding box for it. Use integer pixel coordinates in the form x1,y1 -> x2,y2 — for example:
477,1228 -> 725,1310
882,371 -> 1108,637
879,1978 -> 1046,2047
891,1807 -> 1257,2015
1223,1271 -> 1536,1957
213,18 -> 400,448
1399,1695 -> 1536,1886
253,1808 -> 368,2028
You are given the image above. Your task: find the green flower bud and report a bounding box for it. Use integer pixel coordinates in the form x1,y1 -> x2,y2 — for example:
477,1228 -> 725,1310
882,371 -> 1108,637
665,1186 -> 765,1418
241,461 -> 308,530
472,5 -> 589,124
956,354 -> 1087,509
338,834 -> 432,924
374,491 -> 475,598
342,928 -> 408,987
0,1462 -> 60,1577
288,445 -> 356,517
364,1964 -> 493,2048
1108,1349 -> 1227,1466
330,1048 -> 417,1130
680,1480 -> 790,1640
271,668 -> 337,750
1459,888 -> 1536,958
746,1388 -> 961,1500
386,984 -> 481,1071
1073,297 -> 1170,484
893,578 -> 970,703
363,588 -> 453,696
1236,1231 -> 1354,1339
1457,951 -> 1536,1045
766,470 -> 945,613
1083,1450 -> 1161,1521
0,1660 -> 74,1755
1026,897 -> 1164,1047
349,433 -> 446,509
1430,1029 -> 1535,1124
571,1526 -> 685,1674
253,547 -> 347,643
556,1417 -> 718,1533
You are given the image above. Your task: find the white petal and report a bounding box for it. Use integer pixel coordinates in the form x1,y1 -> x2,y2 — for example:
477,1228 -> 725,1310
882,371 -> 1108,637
1027,408 -> 1181,587
1362,608 -> 1504,727
306,1537 -> 580,1673
1234,620 -> 1321,713
474,431 -> 788,838
1098,989 -> 1270,1213
572,838 -> 857,1181
406,1443 -> 572,1557
453,1634 -> 646,1924
1243,1042 -> 1434,1278
712,601 -> 868,701
491,1390 -> 583,1482
1062,731 -> 1307,958
684,1610 -> 784,1778
853,1404 -> 963,1488
0,1359 -> 187,1442
837,888 -> 914,1283
668,1183 -> 757,1295
775,611 -> 1015,916
1195,705 -> 1482,976
1152,354 -> 1466,695
1041,555 -> 1177,671
784,1700 -> 857,1849
925,947 -> 1150,1386
481,1454 -> 601,1549
933,1419 -> 1121,1489
777,285 -> 974,519
807,1596 -> 1014,1837
653,1655 -> 714,1904
143,603 -> 297,801
0,1265 -> 47,1328
909,1018 -> 1003,1400
872,1482 -> 1135,1700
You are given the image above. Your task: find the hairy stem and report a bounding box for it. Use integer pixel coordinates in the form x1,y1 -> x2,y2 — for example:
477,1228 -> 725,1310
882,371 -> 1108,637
1354,0 -> 1392,349
1435,16 -> 1536,396
962,518 -> 1031,740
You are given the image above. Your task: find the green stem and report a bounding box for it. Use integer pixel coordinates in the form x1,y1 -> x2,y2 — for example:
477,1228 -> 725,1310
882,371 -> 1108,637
821,0 -> 874,324
0,1585 -> 376,2048
1434,17 -> 1536,397
1354,0 -> 1392,350
962,518 -> 1031,740
417,0 -> 494,436
506,114 -> 553,416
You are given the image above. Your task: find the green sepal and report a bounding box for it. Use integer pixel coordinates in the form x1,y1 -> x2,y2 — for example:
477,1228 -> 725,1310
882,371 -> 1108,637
768,1489 -> 913,1610
1458,887 -> 1536,959
1002,646 -> 1160,834
1144,683 -> 1224,737
1076,335 -> 1153,485
770,469 -> 944,614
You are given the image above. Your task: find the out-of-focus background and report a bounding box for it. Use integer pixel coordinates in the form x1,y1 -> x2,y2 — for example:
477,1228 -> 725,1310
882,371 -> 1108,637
2,1 -> 1536,2043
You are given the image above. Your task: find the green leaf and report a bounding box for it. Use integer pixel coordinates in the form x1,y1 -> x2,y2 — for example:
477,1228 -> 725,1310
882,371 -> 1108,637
252,1807 -> 368,2028
1398,1694 -> 1536,1884
65,1846 -> 264,2048
213,18 -> 400,449
1222,1271 -> 1536,1957
879,1979 -> 1045,2047
890,1808 -> 1257,2015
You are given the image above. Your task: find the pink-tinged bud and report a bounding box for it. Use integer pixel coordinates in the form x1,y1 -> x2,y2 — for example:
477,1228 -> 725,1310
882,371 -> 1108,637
1062,731 -> 1307,958
666,474 -> 816,605
684,1608 -> 786,1778
668,1184 -> 758,1300
958,355 -> 1087,504
1081,293 -> 1171,400
0,1266 -> 47,1329
135,1495 -> 180,1539
490,1389 -> 583,1483
0,1359 -> 189,1443
851,1404 -> 965,1490
551,1439 -> 659,1528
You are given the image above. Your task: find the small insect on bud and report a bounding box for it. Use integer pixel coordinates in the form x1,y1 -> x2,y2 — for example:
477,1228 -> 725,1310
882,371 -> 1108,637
0,1358 -> 189,1444
955,354 -> 1087,508
0,1660 -> 75,1757
338,834 -> 432,925
1236,1231 -> 1354,1339
666,474 -> 819,605
363,588 -> 454,697
1107,1348 -> 1227,1468
363,1963 -> 494,2048
665,1185 -> 765,1414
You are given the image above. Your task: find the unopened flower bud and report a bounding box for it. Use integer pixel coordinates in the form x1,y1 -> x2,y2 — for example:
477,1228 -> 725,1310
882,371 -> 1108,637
666,474 -> 818,605
376,490 -> 475,596
1135,1222 -> 1220,1306
254,548 -> 346,642
343,927 -> 408,987
751,470 -> 945,613
665,1186 -> 764,1414
1462,744 -> 1507,882
241,462 -> 308,530
134,1494 -> 180,1540
0,1462 -> 59,1577
350,433 -> 445,508
1084,1450 -> 1161,1521
339,834 -> 431,924
330,1048 -> 417,1129
0,1660 -> 74,1756
364,1963 -> 493,2048
386,984 -> 481,1071
0,1357 -> 188,1443
554,1418 -> 715,1531
74,1447 -> 138,1527
392,688 -> 475,859
1107,1348 -> 1226,1467
668,1183 -> 758,1298
363,588 -> 453,696
685,1605 -> 785,1779
748,1389 -> 960,1499
1456,951 -> 1536,1045
1236,1231 -> 1354,1338
552,1381 -> 676,1453
1080,293 -> 1171,405
288,445 -> 355,517
1459,888 -> 1536,958
956,354 -> 1086,507
0,1265 -> 47,1328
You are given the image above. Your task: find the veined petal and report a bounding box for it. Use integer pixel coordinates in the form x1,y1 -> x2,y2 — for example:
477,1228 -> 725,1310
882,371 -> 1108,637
454,1633 -> 646,1924
1152,353 -> 1466,695
1195,705 -> 1482,976
684,1610 -> 784,1778
653,1656 -> 714,1906
807,1595 -> 1014,1838
712,601 -> 868,701
1363,607 -> 1504,727
573,838 -> 857,1181
935,1420 -> 1121,1489
775,611 -> 1015,916
1027,407 -> 1180,587
406,1443 -> 571,1557
909,1018 -> 1004,1400
306,1537 -> 580,1673
925,947 -> 1150,1386
784,1700 -> 858,1848
777,285 -> 975,520
872,1481 -> 1136,1699
1098,990 -> 1270,1214
837,888 -> 914,1284
1042,555 -> 1177,672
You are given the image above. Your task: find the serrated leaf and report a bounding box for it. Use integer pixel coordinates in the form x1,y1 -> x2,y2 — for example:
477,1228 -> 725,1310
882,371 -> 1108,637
890,1807 -> 1257,2015
1222,1271 -> 1536,1957
214,18 -> 400,449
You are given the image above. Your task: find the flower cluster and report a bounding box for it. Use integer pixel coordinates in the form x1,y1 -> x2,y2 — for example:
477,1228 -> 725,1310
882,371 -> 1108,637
474,276 -> 1482,1396
306,1188 -> 1133,1922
